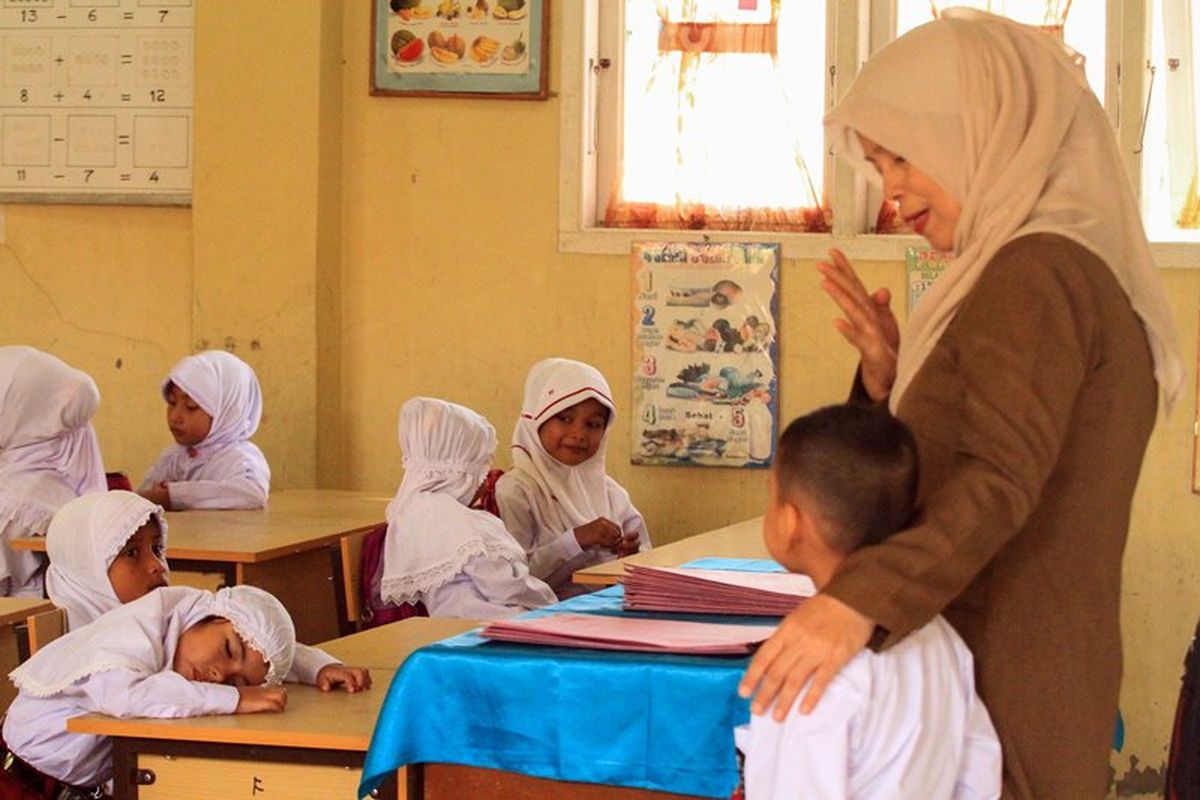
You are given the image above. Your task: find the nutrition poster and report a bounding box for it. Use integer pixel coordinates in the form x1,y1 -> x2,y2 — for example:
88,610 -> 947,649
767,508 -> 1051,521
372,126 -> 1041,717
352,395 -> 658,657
632,242 -> 779,469
0,0 -> 193,205
905,246 -> 951,314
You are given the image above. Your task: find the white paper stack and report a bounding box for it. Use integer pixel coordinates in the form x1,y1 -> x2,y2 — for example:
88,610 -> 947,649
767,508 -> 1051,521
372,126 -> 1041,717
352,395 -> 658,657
480,612 -> 777,655
622,566 -> 816,616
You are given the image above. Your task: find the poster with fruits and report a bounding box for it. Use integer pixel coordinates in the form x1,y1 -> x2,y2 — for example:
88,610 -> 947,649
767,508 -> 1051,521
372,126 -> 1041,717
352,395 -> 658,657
371,0 -> 548,98
631,242 -> 780,469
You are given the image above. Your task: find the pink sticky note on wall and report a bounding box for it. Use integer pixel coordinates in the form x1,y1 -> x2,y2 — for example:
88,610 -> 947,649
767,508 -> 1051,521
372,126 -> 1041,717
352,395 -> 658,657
739,0 -> 757,9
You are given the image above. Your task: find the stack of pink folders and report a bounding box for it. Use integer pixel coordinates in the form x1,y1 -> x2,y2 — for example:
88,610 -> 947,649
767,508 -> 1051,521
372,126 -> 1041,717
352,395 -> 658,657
479,613 -> 777,655
623,566 -> 817,616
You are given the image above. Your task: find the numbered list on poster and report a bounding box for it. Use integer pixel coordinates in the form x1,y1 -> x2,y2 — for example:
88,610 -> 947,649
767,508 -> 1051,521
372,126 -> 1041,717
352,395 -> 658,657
0,0 -> 192,203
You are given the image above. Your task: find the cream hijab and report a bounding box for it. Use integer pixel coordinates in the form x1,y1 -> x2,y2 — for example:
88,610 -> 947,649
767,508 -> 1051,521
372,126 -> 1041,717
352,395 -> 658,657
825,10 -> 1184,411
509,358 -> 616,529
46,491 -> 168,630
0,346 -> 106,503
165,351 -> 263,456
380,397 -> 526,603
10,584 -> 295,698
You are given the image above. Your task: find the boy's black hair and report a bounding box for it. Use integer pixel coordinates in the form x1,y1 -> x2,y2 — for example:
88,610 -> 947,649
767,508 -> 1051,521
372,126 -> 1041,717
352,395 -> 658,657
775,403 -> 918,554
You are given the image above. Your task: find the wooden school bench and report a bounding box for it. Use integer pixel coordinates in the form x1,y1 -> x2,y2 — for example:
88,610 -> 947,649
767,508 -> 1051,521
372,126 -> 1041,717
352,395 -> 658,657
0,597 -> 54,710
10,489 -> 390,644
572,516 -> 769,588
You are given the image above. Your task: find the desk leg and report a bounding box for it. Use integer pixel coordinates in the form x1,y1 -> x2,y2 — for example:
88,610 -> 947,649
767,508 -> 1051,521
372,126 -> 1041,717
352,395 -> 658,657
237,549 -> 341,644
417,764 -> 706,800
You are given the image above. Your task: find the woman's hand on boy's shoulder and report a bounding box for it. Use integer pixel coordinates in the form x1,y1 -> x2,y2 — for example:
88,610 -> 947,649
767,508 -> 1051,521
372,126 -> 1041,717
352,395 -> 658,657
316,664 -> 372,693
235,685 -> 288,714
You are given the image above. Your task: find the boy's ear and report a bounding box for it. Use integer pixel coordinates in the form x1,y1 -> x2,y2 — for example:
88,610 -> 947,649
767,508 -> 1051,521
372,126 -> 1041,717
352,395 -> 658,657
780,497 -> 822,560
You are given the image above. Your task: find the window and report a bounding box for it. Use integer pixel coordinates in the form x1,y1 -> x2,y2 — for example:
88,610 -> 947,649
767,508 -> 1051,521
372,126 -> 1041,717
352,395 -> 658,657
560,1 -> 1197,262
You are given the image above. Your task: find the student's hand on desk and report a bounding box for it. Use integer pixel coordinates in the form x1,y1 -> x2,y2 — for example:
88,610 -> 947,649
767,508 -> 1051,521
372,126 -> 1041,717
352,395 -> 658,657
817,248 -> 899,403
317,664 -> 372,693
574,518 -> 623,551
738,594 -> 874,720
236,685 -> 288,714
614,531 -> 641,558
139,483 -> 171,509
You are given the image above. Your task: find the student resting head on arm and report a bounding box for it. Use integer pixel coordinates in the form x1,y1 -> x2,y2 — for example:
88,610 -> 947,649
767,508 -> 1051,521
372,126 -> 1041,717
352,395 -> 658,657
736,403 -> 1000,799
138,350 -> 270,511
45,490 -> 371,693
494,358 -> 651,598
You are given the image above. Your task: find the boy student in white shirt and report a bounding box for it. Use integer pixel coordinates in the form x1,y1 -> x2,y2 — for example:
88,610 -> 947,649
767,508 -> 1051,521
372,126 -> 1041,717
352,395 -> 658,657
1,585 -> 295,796
139,350 -> 270,510
44,490 -> 370,692
0,346 -> 108,598
378,397 -> 557,619
495,358 -> 651,598
736,404 -> 1001,799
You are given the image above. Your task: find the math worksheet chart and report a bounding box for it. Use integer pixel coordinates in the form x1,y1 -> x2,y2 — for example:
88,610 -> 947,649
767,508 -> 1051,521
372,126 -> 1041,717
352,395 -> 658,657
0,0 -> 192,204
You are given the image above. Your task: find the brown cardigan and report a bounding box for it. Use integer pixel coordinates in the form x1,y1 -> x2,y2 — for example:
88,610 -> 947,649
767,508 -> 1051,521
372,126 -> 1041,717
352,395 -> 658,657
827,234 -> 1158,798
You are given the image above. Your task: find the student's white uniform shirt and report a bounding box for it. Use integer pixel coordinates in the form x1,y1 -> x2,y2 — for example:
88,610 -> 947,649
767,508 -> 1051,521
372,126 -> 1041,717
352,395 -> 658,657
496,358 -> 650,597
0,346 -> 107,596
138,350 -> 270,510
4,585 -> 295,787
380,398 -> 556,620
736,615 -> 1001,800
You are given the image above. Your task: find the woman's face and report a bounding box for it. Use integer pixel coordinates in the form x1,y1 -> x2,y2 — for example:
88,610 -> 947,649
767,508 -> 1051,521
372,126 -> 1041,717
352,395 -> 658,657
857,133 -> 961,252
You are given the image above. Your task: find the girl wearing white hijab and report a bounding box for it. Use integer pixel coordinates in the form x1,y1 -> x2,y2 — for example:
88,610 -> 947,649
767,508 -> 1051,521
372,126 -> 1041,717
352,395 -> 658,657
495,358 -> 651,598
44,491 -> 370,691
0,345 -> 107,598
1,585 -> 295,793
380,397 -> 556,619
740,11 -> 1184,798
138,350 -> 270,510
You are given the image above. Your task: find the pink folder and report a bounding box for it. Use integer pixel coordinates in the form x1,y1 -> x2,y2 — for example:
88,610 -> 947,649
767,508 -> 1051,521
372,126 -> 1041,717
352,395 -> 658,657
480,613 -> 777,655
623,566 -> 816,616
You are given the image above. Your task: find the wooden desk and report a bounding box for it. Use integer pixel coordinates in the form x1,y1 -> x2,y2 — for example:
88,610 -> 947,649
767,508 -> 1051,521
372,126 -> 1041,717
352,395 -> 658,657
70,670 -> 399,800
318,617 -> 480,671
573,516 -> 768,587
0,597 -> 54,710
12,489 -> 389,644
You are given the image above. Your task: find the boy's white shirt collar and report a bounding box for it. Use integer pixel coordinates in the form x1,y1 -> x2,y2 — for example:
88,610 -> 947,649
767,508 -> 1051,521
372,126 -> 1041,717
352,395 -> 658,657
508,358 -> 616,529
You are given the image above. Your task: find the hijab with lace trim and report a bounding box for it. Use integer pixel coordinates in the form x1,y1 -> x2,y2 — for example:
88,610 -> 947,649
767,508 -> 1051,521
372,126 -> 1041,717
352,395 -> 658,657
506,358 -> 617,530
46,491 -> 168,631
10,584 -> 295,698
824,9 -> 1184,412
380,397 -> 527,604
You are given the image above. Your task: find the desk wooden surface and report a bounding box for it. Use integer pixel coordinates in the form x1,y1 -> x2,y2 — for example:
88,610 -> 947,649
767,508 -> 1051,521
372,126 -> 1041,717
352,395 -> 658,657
68,668 -> 395,751
573,516 -> 768,587
11,489 -> 389,563
0,597 -> 53,627
318,617 -> 480,671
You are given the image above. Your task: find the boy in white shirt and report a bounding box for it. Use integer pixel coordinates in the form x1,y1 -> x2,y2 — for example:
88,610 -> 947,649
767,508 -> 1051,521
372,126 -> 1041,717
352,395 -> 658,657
736,404 -> 1001,799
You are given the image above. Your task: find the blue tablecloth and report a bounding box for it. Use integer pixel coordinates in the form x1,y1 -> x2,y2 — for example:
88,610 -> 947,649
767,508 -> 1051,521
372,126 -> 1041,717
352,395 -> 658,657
358,562 -> 783,799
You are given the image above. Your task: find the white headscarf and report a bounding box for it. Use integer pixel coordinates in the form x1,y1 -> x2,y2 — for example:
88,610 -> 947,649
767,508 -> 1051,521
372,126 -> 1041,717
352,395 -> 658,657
0,346 -> 106,506
380,397 -> 526,603
508,358 -> 616,529
165,351 -> 263,456
46,491 -> 168,630
10,584 -> 295,698
825,10 -> 1185,412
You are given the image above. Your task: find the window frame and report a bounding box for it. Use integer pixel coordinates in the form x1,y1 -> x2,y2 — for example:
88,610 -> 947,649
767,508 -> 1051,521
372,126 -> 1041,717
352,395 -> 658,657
557,0 -> 1200,267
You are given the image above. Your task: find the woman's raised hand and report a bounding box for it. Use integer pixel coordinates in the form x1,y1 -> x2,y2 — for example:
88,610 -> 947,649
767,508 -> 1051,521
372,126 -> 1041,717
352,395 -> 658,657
817,249 -> 899,402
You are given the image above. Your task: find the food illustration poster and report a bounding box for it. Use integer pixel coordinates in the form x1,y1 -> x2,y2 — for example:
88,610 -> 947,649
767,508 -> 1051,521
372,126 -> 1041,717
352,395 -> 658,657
632,242 -> 780,469
386,0 -> 531,72
905,246 -> 952,315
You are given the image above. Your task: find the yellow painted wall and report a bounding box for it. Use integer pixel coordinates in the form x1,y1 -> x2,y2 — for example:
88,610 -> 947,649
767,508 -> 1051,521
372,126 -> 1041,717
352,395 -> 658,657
0,2 -> 1197,794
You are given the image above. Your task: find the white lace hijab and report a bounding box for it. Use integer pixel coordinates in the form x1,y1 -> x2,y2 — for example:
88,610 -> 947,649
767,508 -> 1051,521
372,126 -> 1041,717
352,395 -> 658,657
46,491 -> 168,630
825,10 -> 1184,412
380,397 -> 525,604
10,584 -> 295,697
165,350 -> 264,457
508,358 -> 617,530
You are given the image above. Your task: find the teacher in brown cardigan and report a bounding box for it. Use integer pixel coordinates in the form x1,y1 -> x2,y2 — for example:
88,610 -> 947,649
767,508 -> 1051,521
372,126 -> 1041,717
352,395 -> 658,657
740,11 -> 1185,798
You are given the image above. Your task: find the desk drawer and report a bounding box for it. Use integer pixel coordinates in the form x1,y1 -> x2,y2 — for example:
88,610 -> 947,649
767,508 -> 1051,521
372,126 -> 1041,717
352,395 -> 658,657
136,754 -> 361,799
